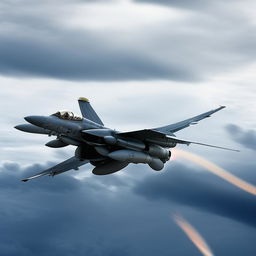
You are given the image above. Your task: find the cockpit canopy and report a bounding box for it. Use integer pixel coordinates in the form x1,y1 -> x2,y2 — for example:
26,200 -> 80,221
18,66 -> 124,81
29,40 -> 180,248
51,111 -> 82,121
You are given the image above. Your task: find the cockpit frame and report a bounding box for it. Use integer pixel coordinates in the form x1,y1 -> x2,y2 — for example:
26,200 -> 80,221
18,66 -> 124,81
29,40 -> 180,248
52,111 -> 83,121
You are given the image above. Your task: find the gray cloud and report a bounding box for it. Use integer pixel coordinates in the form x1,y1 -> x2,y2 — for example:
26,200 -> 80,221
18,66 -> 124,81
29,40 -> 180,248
0,33 -> 177,81
0,1 -> 188,81
0,1 -> 255,81
0,162 -> 184,256
1,158 -> 256,255
134,163 -> 256,227
226,124 -> 256,151
134,0 -> 209,9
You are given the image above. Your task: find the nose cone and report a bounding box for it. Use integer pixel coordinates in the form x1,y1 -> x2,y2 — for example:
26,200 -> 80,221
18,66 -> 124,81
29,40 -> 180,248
14,124 -> 50,134
24,116 -> 48,127
14,124 -> 32,132
14,124 -> 24,131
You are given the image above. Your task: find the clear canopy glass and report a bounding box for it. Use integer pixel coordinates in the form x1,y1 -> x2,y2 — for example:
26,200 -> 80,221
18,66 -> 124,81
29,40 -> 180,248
51,111 -> 82,120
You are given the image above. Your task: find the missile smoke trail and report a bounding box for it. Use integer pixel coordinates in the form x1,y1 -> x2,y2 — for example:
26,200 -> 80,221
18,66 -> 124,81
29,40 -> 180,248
174,215 -> 214,256
174,149 -> 256,195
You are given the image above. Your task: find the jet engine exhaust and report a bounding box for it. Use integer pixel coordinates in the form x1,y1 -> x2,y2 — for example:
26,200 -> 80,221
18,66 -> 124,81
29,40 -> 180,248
174,149 -> 256,195
174,215 -> 214,256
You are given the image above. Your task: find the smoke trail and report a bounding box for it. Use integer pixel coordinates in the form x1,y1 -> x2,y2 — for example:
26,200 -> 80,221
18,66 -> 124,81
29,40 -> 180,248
174,149 -> 256,195
174,215 -> 214,256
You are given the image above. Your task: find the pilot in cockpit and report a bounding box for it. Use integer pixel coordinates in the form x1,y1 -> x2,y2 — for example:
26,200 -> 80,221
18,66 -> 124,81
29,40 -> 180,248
52,111 -> 82,121
63,111 -> 71,119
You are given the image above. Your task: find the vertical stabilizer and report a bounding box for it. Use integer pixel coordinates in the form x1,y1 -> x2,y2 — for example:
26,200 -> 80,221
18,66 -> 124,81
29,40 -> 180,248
78,97 -> 104,125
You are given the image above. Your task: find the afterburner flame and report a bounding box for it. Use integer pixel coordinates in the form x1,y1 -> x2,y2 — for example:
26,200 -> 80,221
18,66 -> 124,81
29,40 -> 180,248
174,149 -> 256,195
174,215 -> 214,256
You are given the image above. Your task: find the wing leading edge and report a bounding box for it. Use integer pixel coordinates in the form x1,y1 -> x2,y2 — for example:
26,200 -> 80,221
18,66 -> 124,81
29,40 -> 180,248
22,157 -> 89,182
155,106 -> 226,134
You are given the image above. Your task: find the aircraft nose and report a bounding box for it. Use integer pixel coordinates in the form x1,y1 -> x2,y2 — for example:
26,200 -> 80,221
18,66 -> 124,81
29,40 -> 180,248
24,116 -> 47,127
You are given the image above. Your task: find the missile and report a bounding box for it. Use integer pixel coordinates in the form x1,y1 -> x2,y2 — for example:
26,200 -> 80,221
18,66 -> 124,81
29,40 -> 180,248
108,149 -> 151,163
148,158 -> 164,171
46,139 -> 68,148
60,136 -> 81,146
92,160 -> 129,175
94,146 -> 109,156
105,137 -> 170,160
108,149 -> 164,171
104,136 -> 170,160
104,136 -> 145,150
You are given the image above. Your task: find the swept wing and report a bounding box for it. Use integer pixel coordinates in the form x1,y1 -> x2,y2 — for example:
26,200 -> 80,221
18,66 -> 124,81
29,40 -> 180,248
22,157 -> 89,182
117,106 -> 238,152
155,106 -> 225,134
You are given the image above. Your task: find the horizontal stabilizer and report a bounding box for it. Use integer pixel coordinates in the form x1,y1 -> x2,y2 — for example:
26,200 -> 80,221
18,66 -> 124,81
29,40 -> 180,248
22,157 -> 89,182
78,97 -> 104,125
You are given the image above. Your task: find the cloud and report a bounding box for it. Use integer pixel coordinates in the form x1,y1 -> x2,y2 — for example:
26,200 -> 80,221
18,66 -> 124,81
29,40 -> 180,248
0,1 -> 186,81
0,161 -> 130,255
0,33 -> 176,81
134,0 -> 209,9
1,158 -> 256,255
0,1 -> 255,81
0,161 -> 184,256
226,124 -> 256,151
134,162 -> 256,227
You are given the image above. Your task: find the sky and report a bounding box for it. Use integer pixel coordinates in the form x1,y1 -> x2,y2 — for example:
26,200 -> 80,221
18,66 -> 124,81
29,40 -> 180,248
1,0 -> 256,255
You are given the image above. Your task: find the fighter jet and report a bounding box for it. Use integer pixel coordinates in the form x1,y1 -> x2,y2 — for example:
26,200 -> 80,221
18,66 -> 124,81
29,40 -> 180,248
15,97 -> 238,182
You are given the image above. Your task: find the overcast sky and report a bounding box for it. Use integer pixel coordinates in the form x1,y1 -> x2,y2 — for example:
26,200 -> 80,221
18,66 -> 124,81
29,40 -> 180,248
1,0 -> 256,255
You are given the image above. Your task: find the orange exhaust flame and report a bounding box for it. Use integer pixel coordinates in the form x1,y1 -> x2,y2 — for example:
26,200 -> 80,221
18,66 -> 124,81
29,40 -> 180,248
174,149 -> 256,195
174,215 -> 214,256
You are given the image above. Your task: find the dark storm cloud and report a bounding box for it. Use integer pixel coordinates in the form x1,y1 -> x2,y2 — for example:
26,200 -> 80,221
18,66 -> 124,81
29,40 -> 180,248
134,163 -> 256,227
0,0 -> 255,81
1,159 -> 256,255
0,34 -> 183,81
0,161 -> 190,256
0,1 -> 190,81
0,162 -> 129,256
226,124 -> 256,151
